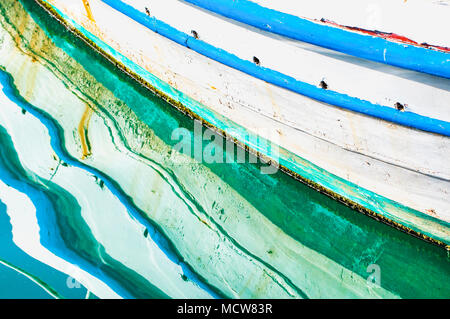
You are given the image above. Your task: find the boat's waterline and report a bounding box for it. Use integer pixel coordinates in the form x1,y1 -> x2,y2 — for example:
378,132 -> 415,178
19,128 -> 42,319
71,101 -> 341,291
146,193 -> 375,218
33,0 -> 450,247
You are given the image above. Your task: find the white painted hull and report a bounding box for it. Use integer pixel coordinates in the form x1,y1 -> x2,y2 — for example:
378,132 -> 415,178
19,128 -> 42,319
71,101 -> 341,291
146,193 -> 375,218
41,0 -> 450,244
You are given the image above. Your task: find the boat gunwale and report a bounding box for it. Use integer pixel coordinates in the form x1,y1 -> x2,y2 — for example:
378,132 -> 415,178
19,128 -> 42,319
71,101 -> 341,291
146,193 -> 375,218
184,0 -> 450,78
99,0 -> 450,138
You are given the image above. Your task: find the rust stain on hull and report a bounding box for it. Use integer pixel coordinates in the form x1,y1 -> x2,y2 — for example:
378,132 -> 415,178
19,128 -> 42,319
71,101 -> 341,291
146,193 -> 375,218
82,0 -> 95,22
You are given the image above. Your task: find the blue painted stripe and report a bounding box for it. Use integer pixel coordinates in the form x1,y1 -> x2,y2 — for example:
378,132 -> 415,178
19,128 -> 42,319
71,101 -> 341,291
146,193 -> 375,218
101,0 -> 450,137
185,0 -> 450,79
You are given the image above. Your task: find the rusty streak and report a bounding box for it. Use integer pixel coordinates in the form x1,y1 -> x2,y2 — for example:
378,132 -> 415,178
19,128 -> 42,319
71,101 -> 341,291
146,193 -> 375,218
78,103 -> 94,159
82,0 -> 95,22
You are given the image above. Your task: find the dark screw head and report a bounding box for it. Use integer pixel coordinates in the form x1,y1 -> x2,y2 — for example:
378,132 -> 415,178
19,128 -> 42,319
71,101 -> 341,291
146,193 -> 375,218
319,80 -> 328,89
191,30 -> 199,39
253,56 -> 260,65
395,102 -> 405,111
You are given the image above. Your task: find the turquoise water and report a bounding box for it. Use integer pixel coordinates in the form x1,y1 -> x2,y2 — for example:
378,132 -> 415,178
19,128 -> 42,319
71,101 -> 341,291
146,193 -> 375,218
0,0 -> 448,299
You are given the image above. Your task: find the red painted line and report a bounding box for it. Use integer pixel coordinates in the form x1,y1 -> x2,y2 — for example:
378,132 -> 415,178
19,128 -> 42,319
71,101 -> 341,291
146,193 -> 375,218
319,18 -> 450,53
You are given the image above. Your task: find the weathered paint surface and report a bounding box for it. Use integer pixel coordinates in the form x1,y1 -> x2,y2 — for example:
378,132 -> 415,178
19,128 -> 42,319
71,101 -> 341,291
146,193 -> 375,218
115,0 -> 450,132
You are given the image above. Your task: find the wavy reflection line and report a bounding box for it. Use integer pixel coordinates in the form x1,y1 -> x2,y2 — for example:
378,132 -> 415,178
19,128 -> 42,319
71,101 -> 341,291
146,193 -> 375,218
0,67 -> 219,298
0,109 -> 173,298
30,33 -> 310,296
0,121 -> 132,298
27,40 -> 306,298
0,6 -> 218,296
0,258 -> 60,299
62,67 -> 307,297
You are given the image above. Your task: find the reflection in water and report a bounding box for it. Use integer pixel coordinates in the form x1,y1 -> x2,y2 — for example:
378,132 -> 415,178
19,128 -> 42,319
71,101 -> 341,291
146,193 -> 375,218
0,0 -> 448,299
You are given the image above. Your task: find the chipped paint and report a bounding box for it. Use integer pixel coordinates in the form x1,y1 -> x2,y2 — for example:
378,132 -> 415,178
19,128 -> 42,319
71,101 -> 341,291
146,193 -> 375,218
319,18 -> 450,53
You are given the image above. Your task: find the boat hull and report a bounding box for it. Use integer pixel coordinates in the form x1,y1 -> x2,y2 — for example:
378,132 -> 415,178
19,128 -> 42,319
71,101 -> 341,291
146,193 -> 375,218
37,0 -> 450,246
